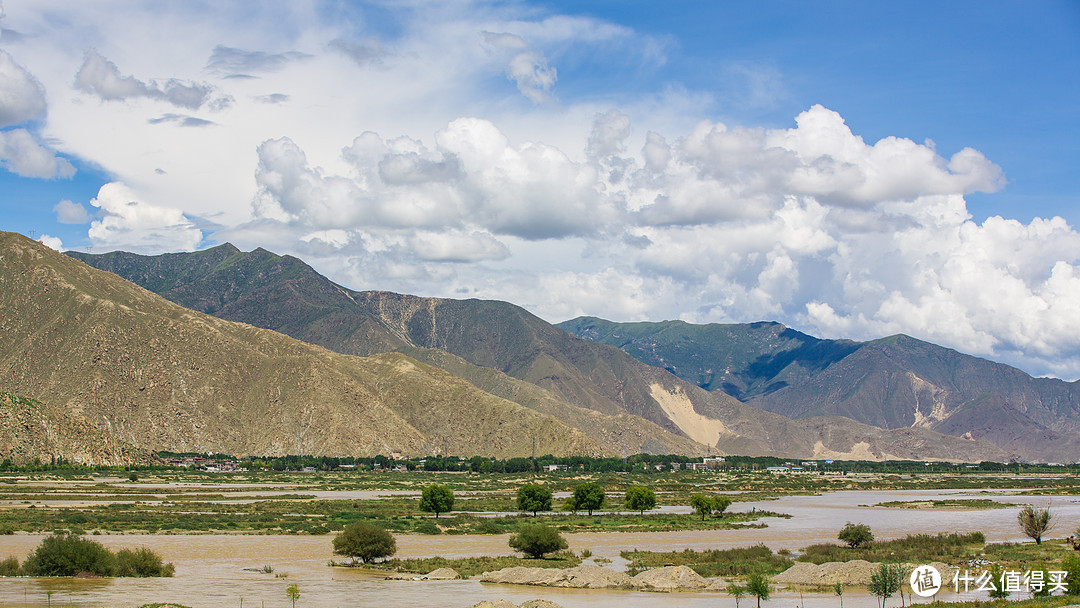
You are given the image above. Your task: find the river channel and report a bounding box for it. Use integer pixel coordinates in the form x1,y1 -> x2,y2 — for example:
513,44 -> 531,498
0,487 -> 1075,608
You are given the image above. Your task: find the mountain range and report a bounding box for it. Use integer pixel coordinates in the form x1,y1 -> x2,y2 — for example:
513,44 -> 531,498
557,317 -> 1080,463
0,231 -> 1059,463
38,235 -> 1021,462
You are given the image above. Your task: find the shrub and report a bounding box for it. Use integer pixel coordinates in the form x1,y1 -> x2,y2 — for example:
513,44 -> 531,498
414,521 -> 441,535
22,532 -> 117,577
1017,504 -> 1053,544
332,522 -> 397,564
1063,553 -> 1080,596
571,483 -> 605,516
624,486 -> 657,515
116,547 -> 175,577
508,524 -> 568,559
0,555 -> 20,576
516,483 -> 553,516
419,485 -> 454,519
838,522 -> 873,549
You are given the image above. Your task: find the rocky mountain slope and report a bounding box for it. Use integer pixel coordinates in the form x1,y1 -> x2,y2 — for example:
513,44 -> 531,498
2,232 -> 612,459
558,317 -> 1080,462
66,241 -> 1008,462
0,392 -> 152,466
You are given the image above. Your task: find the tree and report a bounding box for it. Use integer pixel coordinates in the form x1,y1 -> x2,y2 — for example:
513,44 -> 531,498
508,524 -> 568,559
868,563 -> 902,608
727,582 -> 747,608
1017,504 -> 1053,544
624,486 -> 656,515
746,572 -> 771,608
838,522 -> 873,549
834,581 -> 844,608
332,522 -> 397,564
690,494 -> 714,521
516,483 -> 552,516
419,484 -> 454,519
571,482 -> 605,516
285,583 -> 300,608
563,494 -> 578,514
713,495 -> 733,516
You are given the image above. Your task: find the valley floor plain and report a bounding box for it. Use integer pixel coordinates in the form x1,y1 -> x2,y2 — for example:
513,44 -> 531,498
2,467 -> 1080,607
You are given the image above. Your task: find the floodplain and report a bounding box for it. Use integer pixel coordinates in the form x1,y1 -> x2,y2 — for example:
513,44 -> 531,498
1,465 -> 1079,608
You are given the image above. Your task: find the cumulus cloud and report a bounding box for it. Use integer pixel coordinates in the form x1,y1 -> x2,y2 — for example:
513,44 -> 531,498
0,128 -> 75,178
0,50 -> 46,127
74,49 -> 217,110
87,182 -> 203,253
37,234 -> 63,250
253,118 -> 622,240
54,199 -> 90,224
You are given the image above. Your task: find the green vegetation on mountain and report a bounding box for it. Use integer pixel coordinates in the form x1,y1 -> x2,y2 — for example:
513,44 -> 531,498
559,317 -> 1080,462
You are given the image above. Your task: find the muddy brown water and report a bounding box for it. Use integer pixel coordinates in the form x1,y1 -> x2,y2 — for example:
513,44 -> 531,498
0,488 -> 1075,607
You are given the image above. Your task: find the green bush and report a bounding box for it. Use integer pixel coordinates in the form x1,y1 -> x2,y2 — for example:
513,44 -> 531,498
22,532 -> 117,577
116,547 -> 175,577
508,523 -> 568,559
414,521 -> 441,535
332,522 -> 397,564
0,555 -> 20,576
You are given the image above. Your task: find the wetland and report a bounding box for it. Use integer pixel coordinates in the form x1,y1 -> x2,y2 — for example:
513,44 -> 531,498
1,468 -> 1079,607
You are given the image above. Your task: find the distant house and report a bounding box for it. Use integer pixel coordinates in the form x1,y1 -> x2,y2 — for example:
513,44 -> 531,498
545,464 -> 568,472
686,462 -> 708,471
765,466 -> 789,472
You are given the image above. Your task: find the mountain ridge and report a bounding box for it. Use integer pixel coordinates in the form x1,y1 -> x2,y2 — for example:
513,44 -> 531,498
66,240 -> 1009,462
557,316 -> 1080,461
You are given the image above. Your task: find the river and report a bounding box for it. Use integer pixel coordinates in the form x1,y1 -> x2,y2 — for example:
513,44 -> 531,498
0,487 -> 1074,608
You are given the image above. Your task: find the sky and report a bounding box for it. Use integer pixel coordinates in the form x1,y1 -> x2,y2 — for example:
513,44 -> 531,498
1,1 -> 1080,379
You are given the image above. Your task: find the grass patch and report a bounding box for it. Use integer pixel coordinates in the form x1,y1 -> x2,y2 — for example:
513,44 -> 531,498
351,551 -> 581,577
874,499 -> 1013,509
799,532 -> 986,564
622,544 -> 793,577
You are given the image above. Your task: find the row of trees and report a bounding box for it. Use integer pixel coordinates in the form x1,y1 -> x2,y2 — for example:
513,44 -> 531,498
421,482 -> 733,519
332,521 -> 570,563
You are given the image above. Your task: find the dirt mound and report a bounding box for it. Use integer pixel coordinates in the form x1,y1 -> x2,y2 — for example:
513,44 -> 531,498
774,561 -> 956,587
425,567 -> 459,580
520,601 -> 565,608
631,565 -> 708,591
469,602 -> 519,608
478,565 -> 633,589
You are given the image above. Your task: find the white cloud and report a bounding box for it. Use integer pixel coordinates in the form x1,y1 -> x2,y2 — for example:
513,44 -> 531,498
87,182 -> 203,254
0,50 -> 45,127
3,1 -> 1079,379
37,234 -> 62,250
54,199 -> 90,224
0,128 -> 74,178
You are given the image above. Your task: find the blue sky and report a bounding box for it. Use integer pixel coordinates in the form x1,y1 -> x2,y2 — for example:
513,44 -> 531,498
1,1 -> 1079,379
